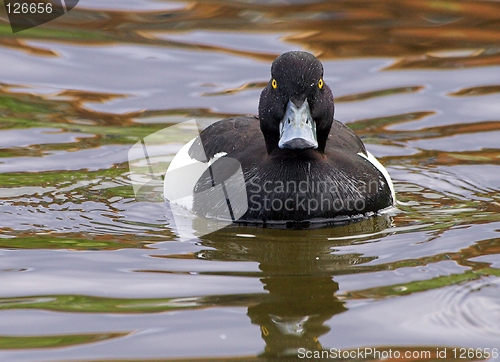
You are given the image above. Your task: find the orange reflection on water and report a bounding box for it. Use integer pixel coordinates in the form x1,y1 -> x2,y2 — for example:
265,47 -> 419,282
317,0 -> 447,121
1,0 -> 499,68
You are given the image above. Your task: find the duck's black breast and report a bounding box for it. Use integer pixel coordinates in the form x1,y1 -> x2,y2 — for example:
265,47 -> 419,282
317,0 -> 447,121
189,117 -> 392,224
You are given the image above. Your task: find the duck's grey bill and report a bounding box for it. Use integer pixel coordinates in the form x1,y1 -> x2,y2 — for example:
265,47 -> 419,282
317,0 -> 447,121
278,99 -> 318,150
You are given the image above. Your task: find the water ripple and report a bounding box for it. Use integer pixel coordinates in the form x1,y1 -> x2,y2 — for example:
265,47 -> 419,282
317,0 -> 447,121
431,277 -> 500,339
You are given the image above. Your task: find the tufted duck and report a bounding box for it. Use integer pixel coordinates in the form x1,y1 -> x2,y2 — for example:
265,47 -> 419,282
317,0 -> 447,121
166,51 -> 395,225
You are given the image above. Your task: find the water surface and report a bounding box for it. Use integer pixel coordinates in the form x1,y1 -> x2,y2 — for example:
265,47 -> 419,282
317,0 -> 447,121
0,0 -> 500,360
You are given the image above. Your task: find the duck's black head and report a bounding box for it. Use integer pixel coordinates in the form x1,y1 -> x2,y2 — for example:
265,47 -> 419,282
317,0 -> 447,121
259,51 -> 334,154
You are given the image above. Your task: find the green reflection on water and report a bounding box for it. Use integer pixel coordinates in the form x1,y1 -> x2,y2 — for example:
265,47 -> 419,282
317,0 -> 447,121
0,23 -> 109,41
0,332 -> 127,350
0,294 -> 261,313
346,268 -> 500,300
0,95 -> 52,116
0,235 -> 149,250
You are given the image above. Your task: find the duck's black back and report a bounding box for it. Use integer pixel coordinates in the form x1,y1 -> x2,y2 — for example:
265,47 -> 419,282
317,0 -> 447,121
189,117 -> 392,224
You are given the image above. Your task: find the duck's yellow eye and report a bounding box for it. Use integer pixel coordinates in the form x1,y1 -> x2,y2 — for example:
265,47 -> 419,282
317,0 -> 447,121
318,79 -> 324,89
271,79 -> 277,89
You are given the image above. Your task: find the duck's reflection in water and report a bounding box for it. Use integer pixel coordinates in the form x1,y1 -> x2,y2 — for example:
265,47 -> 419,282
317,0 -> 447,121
197,216 -> 391,358
249,264 -> 344,356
